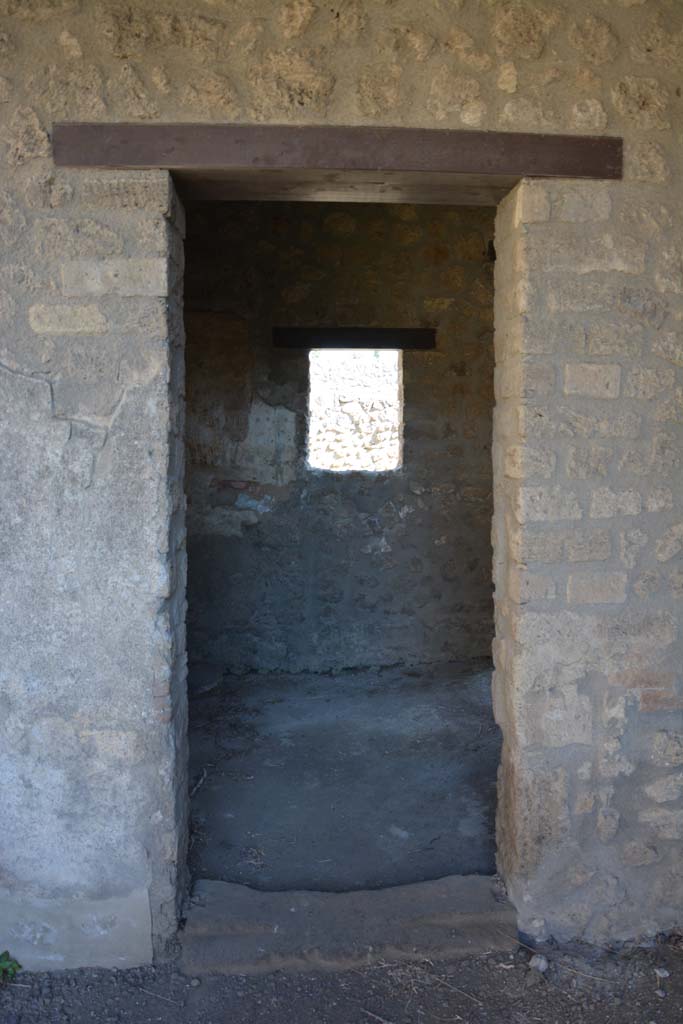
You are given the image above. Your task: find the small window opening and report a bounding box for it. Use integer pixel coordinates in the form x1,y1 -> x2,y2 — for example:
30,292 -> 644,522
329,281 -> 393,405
307,348 -> 403,472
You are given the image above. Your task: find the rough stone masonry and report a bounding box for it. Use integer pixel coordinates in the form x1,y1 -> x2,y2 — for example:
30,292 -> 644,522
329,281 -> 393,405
183,201 -> 495,678
0,0 -> 681,970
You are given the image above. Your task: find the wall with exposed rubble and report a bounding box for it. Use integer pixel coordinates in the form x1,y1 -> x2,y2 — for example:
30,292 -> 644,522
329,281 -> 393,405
184,201 -> 495,677
0,0 -> 682,970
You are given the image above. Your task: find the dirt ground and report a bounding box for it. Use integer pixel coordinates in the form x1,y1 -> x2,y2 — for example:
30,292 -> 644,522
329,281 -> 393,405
2,938 -> 683,1024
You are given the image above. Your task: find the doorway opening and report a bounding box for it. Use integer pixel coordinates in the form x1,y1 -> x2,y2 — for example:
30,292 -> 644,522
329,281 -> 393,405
183,200 -> 500,894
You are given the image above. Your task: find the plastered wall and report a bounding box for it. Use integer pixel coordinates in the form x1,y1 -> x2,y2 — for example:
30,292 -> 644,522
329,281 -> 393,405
184,201 -> 495,677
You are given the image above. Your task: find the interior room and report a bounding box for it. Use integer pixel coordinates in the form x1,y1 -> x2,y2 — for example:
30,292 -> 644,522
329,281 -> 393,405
183,199 -> 500,894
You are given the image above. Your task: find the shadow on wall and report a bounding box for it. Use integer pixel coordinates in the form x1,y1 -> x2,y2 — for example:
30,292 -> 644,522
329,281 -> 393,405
183,201 -> 496,678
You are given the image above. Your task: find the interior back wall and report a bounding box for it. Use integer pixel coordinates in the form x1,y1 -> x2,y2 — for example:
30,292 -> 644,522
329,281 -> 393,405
184,201 -> 495,678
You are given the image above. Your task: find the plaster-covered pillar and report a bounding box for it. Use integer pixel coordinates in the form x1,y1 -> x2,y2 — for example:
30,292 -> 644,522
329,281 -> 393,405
0,170 -> 187,968
493,178 -> 683,944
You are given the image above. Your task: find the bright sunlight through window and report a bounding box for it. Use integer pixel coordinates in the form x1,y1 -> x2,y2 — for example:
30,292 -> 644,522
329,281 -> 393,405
307,348 -> 403,472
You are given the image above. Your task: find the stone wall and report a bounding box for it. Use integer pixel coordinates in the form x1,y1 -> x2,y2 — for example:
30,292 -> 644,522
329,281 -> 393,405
184,201 -> 495,676
1,0 -> 682,968
493,179 -> 683,943
0,170 -> 187,967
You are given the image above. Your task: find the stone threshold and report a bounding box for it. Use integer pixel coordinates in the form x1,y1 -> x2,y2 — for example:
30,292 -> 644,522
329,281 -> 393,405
180,875 -> 516,976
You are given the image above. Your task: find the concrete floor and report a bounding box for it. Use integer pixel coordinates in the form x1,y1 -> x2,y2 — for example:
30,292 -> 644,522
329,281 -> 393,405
187,660 -> 500,892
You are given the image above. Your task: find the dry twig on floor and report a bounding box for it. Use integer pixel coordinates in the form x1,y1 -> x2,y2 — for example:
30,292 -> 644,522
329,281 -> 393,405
137,986 -> 182,1006
189,766 -> 209,798
362,1009 -> 396,1024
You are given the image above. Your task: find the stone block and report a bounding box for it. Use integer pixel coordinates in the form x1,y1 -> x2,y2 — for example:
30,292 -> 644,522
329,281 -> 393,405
621,841 -> 659,867
652,332 -> 683,367
651,732 -> 683,767
527,231 -> 644,275
76,171 -> 174,216
516,486 -> 582,523
567,572 -> 628,604
646,489 -> 673,512
586,322 -> 643,358
589,487 -> 642,518
655,523 -> 683,562
61,259 -> 169,297
644,773 -> 683,803
28,303 -> 107,335
0,887 -> 153,971
523,683 -> 592,748
639,808 -> 683,840
619,528 -> 648,568
625,367 -> 675,399
566,443 -> 612,479
565,528 -> 611,562
52,379 -> 124,419
553,185 -> 612,223
598,739 -> 635,780
496,361 -> 555,399
510,527 -> 565,563
513,183 -> 550,225
508,567 -> 556,603
564,363 -> 620,399
597,806 -> 620,842
504,444 -> 556,479
641,691 -> 683,712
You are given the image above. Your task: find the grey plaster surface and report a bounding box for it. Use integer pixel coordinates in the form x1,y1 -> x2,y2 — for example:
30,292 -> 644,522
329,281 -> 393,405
188,660 -> 499,892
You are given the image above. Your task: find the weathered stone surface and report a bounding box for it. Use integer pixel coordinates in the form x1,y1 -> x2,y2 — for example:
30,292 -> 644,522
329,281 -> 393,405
644,774 -> 683,804
566,443 -> 612,480
567,572 -> 627,605
621,841 -> 659,867
639,808 -> 683,840
249,49 -> 335,117
2,0 -> 683,967
625,367 -> 675,399
571,98 -> 608,131
589,487 -> 641,518
61,259 -> 169,297
553,185 -> 611,224
564,363 -> 620,399
1,171 -> 187,971
628,141 -> 670,183
426,67 -> 485,125
611,76 -> 669,130
28,303 -> 108,335
569,15 -> 618,65
651,732 -> 683,767
515,486 -> 582,523
494,171 -> 683,945
492,1 -> 554,59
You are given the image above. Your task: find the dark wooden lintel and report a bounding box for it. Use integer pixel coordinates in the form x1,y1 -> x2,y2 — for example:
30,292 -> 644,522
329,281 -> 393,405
273,327 -> 436,350
52,123 -> 623,205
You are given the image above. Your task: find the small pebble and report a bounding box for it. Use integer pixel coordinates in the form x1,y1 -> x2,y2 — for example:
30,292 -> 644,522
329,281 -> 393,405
654,967 -> 670,979
529,954 -> 549,973
190,978 -> 201,988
